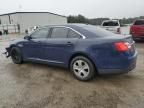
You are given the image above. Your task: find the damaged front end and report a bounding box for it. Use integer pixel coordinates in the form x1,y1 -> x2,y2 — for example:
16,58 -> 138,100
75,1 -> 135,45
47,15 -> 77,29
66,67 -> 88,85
3,47 -> 11,58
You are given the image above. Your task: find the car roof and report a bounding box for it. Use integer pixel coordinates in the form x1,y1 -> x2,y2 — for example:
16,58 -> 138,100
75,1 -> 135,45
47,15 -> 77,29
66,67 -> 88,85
44,24 -> 94,38
102,20 -> 119,22
44,24 -> 114,38
46,23 -> 89,28
135,19 -> 144,21
60,24 -> 101,38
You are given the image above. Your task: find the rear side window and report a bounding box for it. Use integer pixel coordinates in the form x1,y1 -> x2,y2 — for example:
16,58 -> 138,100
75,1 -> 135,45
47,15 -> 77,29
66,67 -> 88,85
102,21 -> 119,26
134,20 -> 144,25
51,27 -> 69,38
68,30 -> 81,38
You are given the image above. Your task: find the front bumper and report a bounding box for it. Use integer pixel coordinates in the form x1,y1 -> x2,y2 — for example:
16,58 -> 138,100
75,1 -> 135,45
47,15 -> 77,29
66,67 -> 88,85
3,47 -> 11,58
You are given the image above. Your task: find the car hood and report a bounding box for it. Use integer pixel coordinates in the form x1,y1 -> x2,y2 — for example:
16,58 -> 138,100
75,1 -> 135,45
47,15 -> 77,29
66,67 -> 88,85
9,38 -> 25,45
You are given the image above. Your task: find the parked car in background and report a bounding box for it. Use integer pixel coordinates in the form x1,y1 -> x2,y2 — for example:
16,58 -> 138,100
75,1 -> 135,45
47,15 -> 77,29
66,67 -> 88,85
5,24 -> 137,81
130,19 -> 144,40
101,20 -> 121,34
0,31 -> 2,35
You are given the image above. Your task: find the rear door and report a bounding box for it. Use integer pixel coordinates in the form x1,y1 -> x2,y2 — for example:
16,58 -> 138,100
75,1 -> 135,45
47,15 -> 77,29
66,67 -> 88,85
41,27 -> 81,64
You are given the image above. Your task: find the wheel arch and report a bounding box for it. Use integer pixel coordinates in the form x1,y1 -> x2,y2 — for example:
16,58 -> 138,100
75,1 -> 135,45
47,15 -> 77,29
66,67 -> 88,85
7,44 -> 17,55
10,44 -> 17,49
68,52 -> 98,73
9,44 -> 23,57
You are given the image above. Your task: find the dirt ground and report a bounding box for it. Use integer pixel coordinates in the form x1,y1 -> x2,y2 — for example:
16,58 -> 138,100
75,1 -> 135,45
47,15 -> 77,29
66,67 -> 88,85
0,35 -> 144,108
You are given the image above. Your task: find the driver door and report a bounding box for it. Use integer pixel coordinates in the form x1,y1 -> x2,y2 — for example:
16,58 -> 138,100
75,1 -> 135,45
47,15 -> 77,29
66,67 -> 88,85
23,28 -> 50,60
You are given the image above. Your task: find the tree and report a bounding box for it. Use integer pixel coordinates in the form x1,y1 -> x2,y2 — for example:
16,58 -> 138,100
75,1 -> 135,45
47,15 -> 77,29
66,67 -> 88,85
68,14 -> 144,25
68,15 -> 109,25
68,15 -> 89,24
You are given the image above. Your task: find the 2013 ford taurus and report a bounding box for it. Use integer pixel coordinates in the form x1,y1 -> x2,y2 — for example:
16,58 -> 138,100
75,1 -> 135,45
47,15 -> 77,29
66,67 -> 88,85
5,24 -> 137,81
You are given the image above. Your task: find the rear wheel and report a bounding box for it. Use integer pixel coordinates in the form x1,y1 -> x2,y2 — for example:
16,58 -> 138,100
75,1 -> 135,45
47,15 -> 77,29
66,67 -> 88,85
70,56 -> 96,81
10,47 -> 23,64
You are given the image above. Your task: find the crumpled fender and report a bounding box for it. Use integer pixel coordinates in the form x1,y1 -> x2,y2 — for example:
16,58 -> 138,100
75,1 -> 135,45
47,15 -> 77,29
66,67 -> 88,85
3,47 -> 11,58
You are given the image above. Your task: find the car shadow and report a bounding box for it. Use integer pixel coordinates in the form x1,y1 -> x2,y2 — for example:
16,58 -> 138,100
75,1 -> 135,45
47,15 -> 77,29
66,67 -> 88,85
7,61 -> 140,88
24,61 -> 69,71
135,40 -> 144,43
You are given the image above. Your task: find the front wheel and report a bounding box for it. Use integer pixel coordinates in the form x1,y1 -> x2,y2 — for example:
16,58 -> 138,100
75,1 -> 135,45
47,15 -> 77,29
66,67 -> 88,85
10,47 -> 23,64
70,56 -> 96,81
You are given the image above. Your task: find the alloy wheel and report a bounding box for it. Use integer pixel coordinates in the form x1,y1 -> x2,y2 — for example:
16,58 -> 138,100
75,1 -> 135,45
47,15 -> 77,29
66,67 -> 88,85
73,60 -> 90,78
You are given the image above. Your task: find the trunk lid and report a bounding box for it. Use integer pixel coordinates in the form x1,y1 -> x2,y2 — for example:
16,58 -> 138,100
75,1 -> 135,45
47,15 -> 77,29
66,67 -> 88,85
104,35 -> 136,56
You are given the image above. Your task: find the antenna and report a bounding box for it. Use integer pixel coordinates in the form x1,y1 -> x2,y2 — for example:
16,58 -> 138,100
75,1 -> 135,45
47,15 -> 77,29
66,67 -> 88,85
19,4 -> 22,12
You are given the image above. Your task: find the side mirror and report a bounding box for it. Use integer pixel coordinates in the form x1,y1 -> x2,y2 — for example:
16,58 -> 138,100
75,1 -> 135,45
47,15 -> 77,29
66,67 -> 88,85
24,35 -> 32,40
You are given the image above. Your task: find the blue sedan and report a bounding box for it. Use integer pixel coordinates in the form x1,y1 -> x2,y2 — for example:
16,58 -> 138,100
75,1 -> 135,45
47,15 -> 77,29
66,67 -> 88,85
5,24 -> 137,81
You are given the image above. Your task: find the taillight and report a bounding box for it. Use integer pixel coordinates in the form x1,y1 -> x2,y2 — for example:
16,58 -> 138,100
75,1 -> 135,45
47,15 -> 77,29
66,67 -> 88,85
117,28 -> 121,33
114,42 -> 130,52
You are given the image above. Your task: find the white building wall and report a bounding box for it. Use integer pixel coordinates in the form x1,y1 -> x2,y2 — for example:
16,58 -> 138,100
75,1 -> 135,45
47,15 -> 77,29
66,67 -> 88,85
17,13 -> 67,33
0,15 -> 10,24
10,14 -> 19,24
0,14 -> 19,33
0,12 -> 67,33
0,14 -> 18,24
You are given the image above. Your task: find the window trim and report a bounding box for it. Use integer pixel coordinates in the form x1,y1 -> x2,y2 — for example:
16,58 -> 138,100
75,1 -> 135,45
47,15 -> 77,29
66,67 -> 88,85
67,29 -> 82,39
49,26 -> 86,39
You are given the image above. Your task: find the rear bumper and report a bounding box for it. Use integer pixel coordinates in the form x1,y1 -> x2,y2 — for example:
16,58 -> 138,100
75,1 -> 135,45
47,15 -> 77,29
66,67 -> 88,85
133,36 -> 144,40
98,51 -> 137,75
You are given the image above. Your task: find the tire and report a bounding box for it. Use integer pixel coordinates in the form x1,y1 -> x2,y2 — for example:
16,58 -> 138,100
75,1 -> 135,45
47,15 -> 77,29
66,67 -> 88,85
10,47 -> 23,64
70,56 -> 96,81
0,31 -> 2,35
132,37 -> 136,42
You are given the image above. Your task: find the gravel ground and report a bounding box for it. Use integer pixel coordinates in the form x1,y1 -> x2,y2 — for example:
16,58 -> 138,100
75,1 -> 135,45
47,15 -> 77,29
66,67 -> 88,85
0,34 -> 144,108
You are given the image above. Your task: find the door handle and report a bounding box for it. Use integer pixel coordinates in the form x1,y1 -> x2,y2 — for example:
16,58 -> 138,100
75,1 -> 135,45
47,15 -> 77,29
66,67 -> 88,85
37,41 -> 41,43
67,42 -> 73,46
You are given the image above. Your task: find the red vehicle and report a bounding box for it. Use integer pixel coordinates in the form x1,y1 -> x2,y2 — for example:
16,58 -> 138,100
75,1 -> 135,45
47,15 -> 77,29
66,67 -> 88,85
130,19 -> 144,40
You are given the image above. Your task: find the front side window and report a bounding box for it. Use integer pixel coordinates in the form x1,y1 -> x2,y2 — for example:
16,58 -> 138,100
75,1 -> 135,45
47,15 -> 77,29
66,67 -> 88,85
31,28 -> 49,39
68,30 -> 81,38
51,27 -> 69,38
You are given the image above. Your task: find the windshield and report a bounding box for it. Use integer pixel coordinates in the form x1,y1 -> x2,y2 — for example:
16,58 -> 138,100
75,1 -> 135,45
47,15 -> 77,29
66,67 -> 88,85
103,21 -> 119,26
134,20 -> 144,25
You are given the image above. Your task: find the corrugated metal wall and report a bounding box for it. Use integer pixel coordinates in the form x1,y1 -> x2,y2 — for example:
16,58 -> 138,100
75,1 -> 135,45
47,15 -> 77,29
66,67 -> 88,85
0,12 -> 67,33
